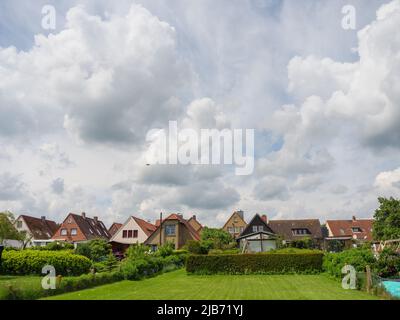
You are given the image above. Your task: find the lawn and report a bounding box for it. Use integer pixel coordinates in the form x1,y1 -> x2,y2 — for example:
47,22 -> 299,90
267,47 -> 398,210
45,269 -> 379,300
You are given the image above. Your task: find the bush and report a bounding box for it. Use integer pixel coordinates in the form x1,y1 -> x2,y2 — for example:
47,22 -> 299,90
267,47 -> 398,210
323,248 -> 376,278
75,239 -> 111,262
374,248 -> 400,278
31,242 -> 74,251
186,240 -> 209,255
208,249 -> 240,255
186,252 -> 324,275
155,243 -> 174,258
0,250 -> 92,276
93,253 -> 119,273
0,271 -> 125,300
289,238 -> 314,249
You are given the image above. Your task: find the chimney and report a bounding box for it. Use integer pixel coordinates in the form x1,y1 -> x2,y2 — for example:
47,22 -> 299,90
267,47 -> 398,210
81,212 -> 86,219
352,216 -> 357,222
41,216 -> 46,222
94,216 -> 98,223
192,215 -> 197,221
236,210 -> 244,219
261,215 -> 268,223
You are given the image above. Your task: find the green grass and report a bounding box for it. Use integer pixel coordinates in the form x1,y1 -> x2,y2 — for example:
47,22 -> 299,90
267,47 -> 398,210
44,269 -> 380,300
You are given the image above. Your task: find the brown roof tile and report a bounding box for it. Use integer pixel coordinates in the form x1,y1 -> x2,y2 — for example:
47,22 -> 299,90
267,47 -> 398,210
20,215 -> 59,240
133,217 -> 157,237
69,213 -> 111,240
268,219 -> 323,241
326,218 -> 374,241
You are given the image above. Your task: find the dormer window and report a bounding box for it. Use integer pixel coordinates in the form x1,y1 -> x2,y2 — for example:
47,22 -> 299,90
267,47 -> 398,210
292,229 -> 310,236
352,227 -> 362,233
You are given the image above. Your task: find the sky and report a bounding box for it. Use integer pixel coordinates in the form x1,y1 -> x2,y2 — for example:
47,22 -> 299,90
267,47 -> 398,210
1,0 -> 400,228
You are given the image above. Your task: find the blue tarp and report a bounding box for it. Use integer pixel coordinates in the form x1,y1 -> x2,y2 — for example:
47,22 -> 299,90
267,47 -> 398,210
383,281 -> 400,298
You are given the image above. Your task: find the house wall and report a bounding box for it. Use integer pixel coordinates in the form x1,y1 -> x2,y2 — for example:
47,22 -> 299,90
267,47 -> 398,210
111,217 -> 149,244
223,213 -> 247,239
146,220 -> 195,250
14,217 -> 35,247
52,215 -> 87,242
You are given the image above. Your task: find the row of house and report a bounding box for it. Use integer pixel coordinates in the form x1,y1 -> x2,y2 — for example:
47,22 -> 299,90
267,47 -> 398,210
222,210 -> 374,252
7,210 -> 374,254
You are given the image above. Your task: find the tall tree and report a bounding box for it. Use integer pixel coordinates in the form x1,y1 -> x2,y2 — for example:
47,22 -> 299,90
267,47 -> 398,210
373,197 -> 400,241
0,211 -> 26,244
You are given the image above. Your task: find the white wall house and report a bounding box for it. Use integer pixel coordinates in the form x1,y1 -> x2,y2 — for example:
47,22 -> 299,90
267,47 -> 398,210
110,216 -> 157,245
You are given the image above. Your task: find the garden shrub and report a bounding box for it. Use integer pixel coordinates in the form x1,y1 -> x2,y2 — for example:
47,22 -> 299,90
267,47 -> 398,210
75,239 -> 111,262
323,248 -> 376,278
92,253 -> 119,273
31,242 -> 74,251
0,270 -> 125,300
289,238 -> 314,249
155,243 -> 175,258
186,240 -> 209,255
0,250 -> 91,276
373,248 -> 400,278
186,252 -> 324,274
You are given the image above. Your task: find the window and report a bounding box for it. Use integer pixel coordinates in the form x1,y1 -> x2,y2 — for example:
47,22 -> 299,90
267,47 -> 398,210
68,217 -> 72,224
292,229 -> 310,236
128,230 -> 133,238
165,225 -> 176,236
71,228 -> 77,236
252,226 -> 258,233
133,230 -> 138,238
258,226 -> 264,232
240,227 -> 244,233
227,227 -> 234,233
16,221 -> 22,228
122,230 -> 128,238
234,227 -> 240,233
352,227 -> 362,233
60,229 -> 67,236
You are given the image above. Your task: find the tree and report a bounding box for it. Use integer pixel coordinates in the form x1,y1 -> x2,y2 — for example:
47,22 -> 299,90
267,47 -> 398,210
0,211 -> 26,245
75,239 -> 111,262
373,197 -> 400,241
200,227 -> 233,250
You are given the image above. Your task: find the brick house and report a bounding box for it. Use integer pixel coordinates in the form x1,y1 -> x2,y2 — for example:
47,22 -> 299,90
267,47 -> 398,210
144,214 -> 201,250
52,212 -> 110,244
268,218 -> 324,248
222,210 -> 247,239
325,216 -> 374,250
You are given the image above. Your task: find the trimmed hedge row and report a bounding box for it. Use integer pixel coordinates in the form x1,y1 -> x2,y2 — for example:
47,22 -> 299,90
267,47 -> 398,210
0,271 -> 124,300
0,250 -> 92,276
186,253 -> 324,274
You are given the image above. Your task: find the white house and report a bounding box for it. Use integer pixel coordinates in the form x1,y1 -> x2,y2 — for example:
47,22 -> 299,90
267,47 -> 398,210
110,216 -> 157,249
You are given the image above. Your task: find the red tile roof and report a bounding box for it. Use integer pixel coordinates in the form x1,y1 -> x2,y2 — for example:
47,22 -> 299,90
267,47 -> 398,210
326,218 -> 374,241
108,222 -> 123,237
19,215 -> 59,240
133,217 -> 157,236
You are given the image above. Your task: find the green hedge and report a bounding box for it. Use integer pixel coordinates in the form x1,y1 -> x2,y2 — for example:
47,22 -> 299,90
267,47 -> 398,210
186,253 -> 324,274
323,248 -> 376,278
0,250 -> 92,276
0,271 -> 124,300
